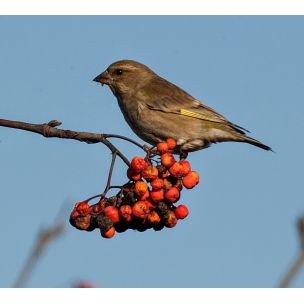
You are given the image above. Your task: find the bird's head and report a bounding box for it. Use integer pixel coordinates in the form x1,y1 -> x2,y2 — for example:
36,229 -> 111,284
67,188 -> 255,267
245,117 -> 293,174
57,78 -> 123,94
93,60 -> 155,96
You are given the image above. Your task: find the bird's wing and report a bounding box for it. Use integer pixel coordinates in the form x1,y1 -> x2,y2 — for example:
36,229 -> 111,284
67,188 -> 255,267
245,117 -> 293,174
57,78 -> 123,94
143,78 -> 249,134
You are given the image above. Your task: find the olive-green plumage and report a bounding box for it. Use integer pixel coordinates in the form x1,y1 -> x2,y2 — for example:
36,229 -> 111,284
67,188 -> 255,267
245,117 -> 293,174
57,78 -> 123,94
94,60 -> 271,153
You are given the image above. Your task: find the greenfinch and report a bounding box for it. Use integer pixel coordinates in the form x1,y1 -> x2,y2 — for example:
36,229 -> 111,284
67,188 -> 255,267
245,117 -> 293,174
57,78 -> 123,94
94,60 -> 271,154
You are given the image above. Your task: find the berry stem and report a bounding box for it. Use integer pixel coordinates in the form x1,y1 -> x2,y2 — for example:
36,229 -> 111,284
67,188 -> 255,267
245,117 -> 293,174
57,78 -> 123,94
102,152 -> 117,196
104,134 -> 146,150
86,193 -> 103,202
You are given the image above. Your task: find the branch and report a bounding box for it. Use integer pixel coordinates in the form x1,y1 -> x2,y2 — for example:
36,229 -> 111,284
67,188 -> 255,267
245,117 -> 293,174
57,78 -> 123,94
13,221 -> 65,288
0,118 -> 143,166
279,252 -> 304,288
278,217 -> 304,287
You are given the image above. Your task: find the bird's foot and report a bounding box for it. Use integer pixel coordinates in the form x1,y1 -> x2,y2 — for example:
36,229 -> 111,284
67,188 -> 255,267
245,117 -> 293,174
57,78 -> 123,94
179,151 -> 188,160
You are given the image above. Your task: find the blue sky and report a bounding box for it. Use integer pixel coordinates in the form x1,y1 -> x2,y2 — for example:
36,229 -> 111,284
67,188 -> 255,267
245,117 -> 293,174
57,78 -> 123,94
0,16 -> 304,287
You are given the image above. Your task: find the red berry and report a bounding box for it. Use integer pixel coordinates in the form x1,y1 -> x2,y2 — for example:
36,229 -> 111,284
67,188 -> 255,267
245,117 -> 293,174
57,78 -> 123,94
127,168 -> 141,181
182,171 -> 200,189
166,138 -> 177,150
179,160 -> 191,175
169,162 -> 185,178
150,189 -> 164,202
165,187 -> 180,203
151,178 -> 164,190
101,226 -> 115,238
138,189 -> 150,200
145,200 -> 156,210
142,165 -> 158,180
70,210 -> 79,219
130,156 -> 148,173
104,206 -> 120,224
134,181 -> 149,196
119,205 -> 132,222
161,153 -> 176,168
157,142 -> 169,154
76,201 -> 90,216
74,282 -> 97,288
174,205 -> 189,219
132,201 -> 150,219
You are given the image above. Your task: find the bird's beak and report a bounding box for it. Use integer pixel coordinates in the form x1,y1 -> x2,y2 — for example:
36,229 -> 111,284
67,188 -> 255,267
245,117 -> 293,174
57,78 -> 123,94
93,70 -> 111,85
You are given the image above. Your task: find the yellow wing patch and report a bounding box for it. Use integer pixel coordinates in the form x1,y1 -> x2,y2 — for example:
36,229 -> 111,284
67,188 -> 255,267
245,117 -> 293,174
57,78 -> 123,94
180,109 -> 220,123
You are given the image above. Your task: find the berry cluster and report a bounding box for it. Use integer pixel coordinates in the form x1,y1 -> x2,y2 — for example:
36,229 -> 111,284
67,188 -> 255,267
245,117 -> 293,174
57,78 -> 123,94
69,138 -> 200,239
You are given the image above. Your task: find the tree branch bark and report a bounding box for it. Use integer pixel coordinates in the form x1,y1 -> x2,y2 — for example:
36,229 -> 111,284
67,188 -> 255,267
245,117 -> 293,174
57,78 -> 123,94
0,118 -> 136,166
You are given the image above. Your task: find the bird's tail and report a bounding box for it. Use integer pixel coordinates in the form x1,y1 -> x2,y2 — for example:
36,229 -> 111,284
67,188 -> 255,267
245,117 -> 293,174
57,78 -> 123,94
242,135 -> 273,152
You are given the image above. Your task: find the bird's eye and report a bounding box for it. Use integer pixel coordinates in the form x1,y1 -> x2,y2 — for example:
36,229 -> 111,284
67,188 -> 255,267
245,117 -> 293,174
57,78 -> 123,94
115,69 -> 123,75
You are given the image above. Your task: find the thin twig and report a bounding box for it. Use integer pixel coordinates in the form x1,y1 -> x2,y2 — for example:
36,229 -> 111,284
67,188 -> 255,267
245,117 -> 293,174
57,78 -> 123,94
278,217 -> 304,287
102,151 -> 117,196
0,118 -> 130,166
279,251 -> 304,288
104,134 -> 145,150
13,221 -> 65,288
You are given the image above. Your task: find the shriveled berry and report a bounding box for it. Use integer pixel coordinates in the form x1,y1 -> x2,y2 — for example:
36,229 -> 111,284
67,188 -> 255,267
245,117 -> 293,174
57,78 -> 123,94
130,156 -> 148,173
91,200 -> 106,214
157,142 -> 169,154
174,204 -> 189,219
147,211 -> 161,224
182,171 -> 200,189
166,138 -> 177,150
174,178 -> 183,191
134,181 -> 148,197
70,214 -> 92,230
165,187 -> 180,203
122,182 -> 134,195
142,165 -> 158,180
115,221 -> 129,233
157,165 -> 168,178
97,213 -> 113,232
163,177 -> 174,191
156,201 -> 169,216
153,222 -> 165,231
161,153 -> 176,168
164,210 -> 178,228
104,206 -> 120,224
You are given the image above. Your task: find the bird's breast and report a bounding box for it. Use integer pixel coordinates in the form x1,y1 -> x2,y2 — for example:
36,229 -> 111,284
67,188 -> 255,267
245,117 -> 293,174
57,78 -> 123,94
115,96 -> 161,145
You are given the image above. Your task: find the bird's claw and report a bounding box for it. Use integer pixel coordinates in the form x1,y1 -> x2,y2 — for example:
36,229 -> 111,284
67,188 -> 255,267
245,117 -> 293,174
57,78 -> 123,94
179,151 -> 188,160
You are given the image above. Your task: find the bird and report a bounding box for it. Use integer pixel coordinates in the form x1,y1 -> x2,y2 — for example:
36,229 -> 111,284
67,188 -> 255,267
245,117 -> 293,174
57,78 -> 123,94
93,60 -> 271,155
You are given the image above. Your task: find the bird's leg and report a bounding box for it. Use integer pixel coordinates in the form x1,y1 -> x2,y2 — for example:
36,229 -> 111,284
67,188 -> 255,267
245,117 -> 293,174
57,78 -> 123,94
179,150 -> 188,160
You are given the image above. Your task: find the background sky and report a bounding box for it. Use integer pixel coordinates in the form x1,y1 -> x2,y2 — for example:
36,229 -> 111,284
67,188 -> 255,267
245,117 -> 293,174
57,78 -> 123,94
0,16 -> 303,288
